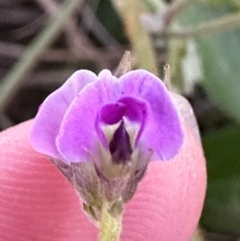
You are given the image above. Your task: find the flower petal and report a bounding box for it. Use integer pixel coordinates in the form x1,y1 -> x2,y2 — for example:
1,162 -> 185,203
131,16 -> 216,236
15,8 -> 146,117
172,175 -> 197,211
99,102 -> 127,125
30,70 -> 97,159
95,102 -> 127,147
95,97 -> 148,148
56,71 -> 119,163
118,96 -> 148,145
119,70 -> 183,160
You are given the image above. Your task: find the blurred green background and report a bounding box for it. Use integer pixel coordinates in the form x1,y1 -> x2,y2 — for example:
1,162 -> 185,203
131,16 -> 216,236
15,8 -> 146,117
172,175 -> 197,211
0,0 -> 240,240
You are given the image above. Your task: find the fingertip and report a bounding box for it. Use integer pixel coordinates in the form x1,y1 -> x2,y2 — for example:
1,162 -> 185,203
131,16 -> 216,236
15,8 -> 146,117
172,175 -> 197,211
121,122 -> 206,241
0,120 -> 206,241
0,120 -> 97,241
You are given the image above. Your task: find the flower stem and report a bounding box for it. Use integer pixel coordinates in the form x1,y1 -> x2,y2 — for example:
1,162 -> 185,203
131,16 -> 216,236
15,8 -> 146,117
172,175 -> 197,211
98,202 -> 122,241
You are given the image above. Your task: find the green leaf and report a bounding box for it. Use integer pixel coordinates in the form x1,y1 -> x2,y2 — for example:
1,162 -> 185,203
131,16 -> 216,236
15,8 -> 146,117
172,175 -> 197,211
203,128 -> 240,181
179,2 -> 240,125
201,127 -> 240,235
177,2 -> 240,235
96,0 -> 128,44
201,0 -> 240,10
202,176 -> 240,235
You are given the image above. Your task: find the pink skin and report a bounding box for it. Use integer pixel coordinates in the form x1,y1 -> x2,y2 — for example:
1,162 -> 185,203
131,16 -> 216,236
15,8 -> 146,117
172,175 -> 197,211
0,99 -> 206,241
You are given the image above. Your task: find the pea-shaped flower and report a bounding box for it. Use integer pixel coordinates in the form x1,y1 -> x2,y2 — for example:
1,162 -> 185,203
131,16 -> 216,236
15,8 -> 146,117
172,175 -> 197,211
30,69 -> 183,239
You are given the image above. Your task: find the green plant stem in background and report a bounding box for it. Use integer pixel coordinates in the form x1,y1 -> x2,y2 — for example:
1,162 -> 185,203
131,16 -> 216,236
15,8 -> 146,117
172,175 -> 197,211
142,0 -> 198,16
169,0 -> 197,18
98,202 -> 122,241
140,0 -> 165,13
167,38 -> 186,92
165,0 -> 198,27
111,0 -> 157,74
161,11 -> 240,39
0,0 -> 83,112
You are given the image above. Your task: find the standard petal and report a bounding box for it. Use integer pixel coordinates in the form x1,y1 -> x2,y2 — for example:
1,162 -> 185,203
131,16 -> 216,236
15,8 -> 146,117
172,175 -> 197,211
56,71 -> 119,163
31,70 -> 97,159
119,70 -> 183,160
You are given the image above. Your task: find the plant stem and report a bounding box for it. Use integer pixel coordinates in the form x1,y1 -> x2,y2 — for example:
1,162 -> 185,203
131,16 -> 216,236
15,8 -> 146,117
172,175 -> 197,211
0,0 -> 83,112
140,0 -> 165,13
162,0 -> 198,26
98,202 -> 122,241
170,0 -> 197,17
112,0 -> 158,74
160,12 -> 240,39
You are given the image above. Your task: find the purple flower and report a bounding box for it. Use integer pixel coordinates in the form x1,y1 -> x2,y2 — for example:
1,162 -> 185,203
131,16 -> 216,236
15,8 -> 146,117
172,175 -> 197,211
30,69 -> 184,221
31,69 -> 183,171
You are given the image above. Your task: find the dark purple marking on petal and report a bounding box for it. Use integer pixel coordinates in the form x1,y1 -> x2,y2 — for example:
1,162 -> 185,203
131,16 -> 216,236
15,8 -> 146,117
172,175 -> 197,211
95,96 -> 148,148
109,120 -> 132,164
30,70 -> 97,159
118,96 -> 148,145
